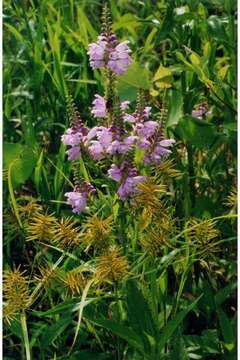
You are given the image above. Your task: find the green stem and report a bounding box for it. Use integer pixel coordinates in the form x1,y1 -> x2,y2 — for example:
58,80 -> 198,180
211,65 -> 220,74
187,144 -> 195,215
173,213 -> 237,242
21,311 -> 31,360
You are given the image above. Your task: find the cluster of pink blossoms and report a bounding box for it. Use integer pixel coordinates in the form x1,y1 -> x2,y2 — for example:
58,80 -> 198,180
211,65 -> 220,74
86,95 -> 175,165
62,94 -> 175,213
65,182 -> 95,214
61,26 -> 175,214
88,35 -> 132,75
61,120 -> 88,161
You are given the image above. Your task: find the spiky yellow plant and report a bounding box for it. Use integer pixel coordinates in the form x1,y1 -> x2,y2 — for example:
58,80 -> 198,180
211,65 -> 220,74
3,303 -> 18,324
51,217 -> 81,249
141,219 -> 176,257
19,198 -> 43,220
133,179 -> 168,228
26,212 -> 57,242
81,215 -> 114,252
155,159 -> 182,181
95,246 -> 129,284
186,218 -> 220,261
61,271 -> 87,296
224,187 -> 237,213
3,267 -> 31,323
34,264 -> 57,288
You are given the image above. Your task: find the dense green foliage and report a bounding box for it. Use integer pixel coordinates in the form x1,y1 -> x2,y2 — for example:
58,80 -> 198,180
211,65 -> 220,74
3,1 -> 237,359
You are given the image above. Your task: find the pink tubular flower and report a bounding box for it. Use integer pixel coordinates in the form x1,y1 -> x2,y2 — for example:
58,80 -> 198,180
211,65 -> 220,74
107,136 -> 137,155
91,94 -> 106,118
108,41 -> 132,75
62,125 -> 88,161
144,139 -> 175,165
65,190 -> 87,214
88,141 -> 104,160
66,146 -> 81,161
118,176 -> 146,200
120,101 -> 130,110
136,121 -> 158,139
143,106 -> 152,119
65,182 -> 95,214
108,164 -> 122,182
61,128 -> 82,147
123,113 -> 136,123
138,138 -> 151,150
88,35 -> 107,69
87,126 -> 113,160
108,162 -> 146,200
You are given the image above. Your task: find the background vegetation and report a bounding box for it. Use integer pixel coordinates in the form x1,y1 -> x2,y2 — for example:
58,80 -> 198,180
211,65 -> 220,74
3,0 -> 237,359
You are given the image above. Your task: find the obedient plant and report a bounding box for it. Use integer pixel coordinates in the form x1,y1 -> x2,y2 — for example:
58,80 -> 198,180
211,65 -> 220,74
4,2 -> 237,359
62,4 -> 175,213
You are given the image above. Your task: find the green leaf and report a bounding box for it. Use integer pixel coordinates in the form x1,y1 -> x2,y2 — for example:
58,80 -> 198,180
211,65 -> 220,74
4,143 -> 37,188
156,3 -> 174,41
94,319 -> 144,354
66,351 -> 112,360
215,282 -> 237,306
166,89 -> 183,127
34,149 -> 44,194
3,143 -> 23,168
184,330 -> 221,357
8,163 -> 23,228
126,279 -> 156,340
157,296 -> 202,354
33,299 -> 80,317
172,334 -> 188,360
113,14 -> 140,31
217,306 -> 235,351
41,316 -> 72,349
118,62 -> 150,91
175,116 -> 217,148
117,81 -> 137,102
70,279 -> 95,351
207,16 -> 229,45
153,65 -> 173,89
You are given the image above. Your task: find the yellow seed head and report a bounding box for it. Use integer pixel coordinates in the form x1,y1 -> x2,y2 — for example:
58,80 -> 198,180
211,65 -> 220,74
3,267 -> 30,321
51,217 -> 81,249
19,198 -> 43,220
81,216 -> 114,252
95,246 -> 129,284
61,271 -> 87,296
224,187 -> 237,212
155,159 -> 182,181
186,218 -> 219,245
26,212 -> 57,242
133,179 -> 168,224
34,264 -> 57,288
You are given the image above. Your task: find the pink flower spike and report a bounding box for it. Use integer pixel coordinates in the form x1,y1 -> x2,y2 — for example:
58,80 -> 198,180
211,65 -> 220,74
108,164 -> 122,182
88,36 -> 107,69
159,139 -> 176,147
65,191 -> 87,214
97,127 -> 113,148
88,141 -> 104,160
118,176 -> 146,200
91,94 -> 106,118
143,106 -> 152,119
120,101 -> 130,110
108,41 -> 132,75
123,114 -> 136,123
66,146 -> 81,161
61,128 -> 81,146
136,121 -> 158,139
